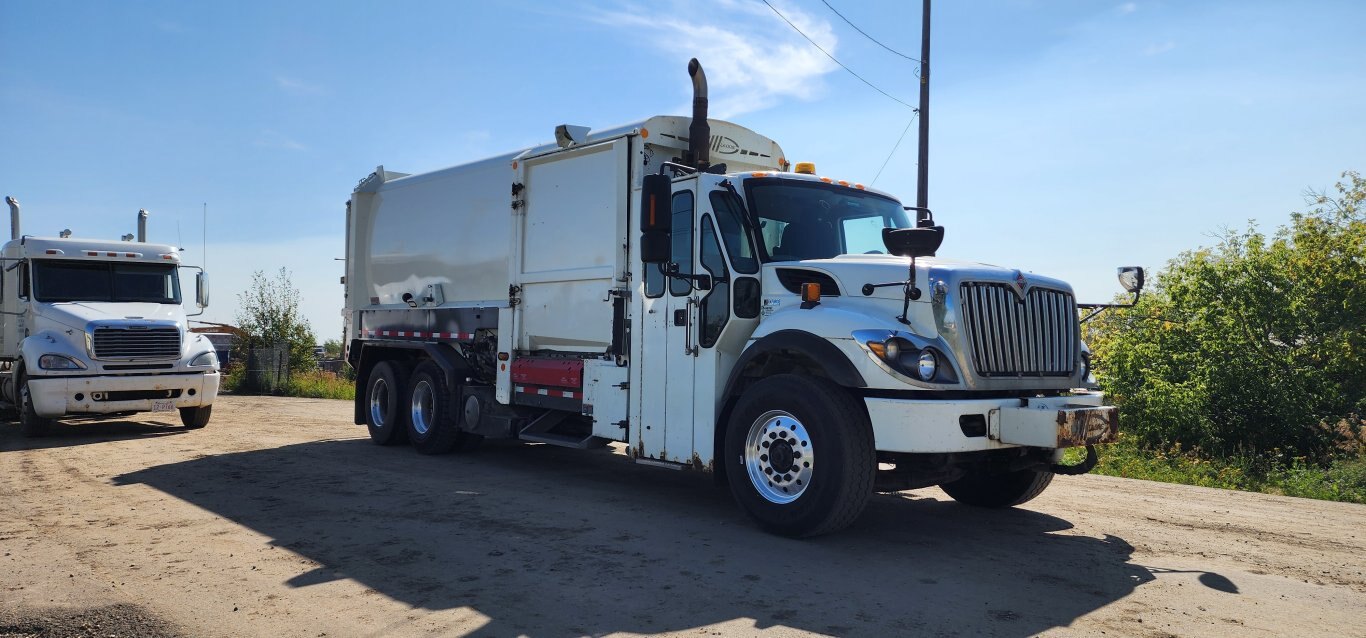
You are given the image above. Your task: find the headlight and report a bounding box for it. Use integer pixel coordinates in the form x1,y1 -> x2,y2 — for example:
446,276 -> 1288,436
39,354 -> 87,370
190,351 -> 218,368
917,349 -> 937,381
858,333 -> 957,384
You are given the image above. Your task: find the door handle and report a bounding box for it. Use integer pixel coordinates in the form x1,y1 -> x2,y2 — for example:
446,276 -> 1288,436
684,297 -> 698,357
673,309 -> 687,326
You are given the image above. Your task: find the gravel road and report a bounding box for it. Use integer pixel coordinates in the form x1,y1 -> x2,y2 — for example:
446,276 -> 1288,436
2,395 -> 1363,637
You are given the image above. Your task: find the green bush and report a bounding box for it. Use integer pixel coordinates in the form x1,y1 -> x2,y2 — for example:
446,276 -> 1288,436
1087,171 -> 1366,462
283,370 -> 355,401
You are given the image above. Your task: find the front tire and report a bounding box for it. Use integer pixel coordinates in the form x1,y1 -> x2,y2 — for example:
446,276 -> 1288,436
18,375 -> 53,438
405,361 -> 480,455
724,374 -> 875,537
365,361 -> 409,446
179,405 -> 212,429
939,468 -> 1054,508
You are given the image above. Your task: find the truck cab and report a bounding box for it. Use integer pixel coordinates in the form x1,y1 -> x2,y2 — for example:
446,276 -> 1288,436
2,198 -> 220,436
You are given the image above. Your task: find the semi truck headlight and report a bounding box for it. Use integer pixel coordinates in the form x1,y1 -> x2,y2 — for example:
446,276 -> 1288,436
917,349 -> 937,381
39,354 -> 87,370
190,351 -> 218,368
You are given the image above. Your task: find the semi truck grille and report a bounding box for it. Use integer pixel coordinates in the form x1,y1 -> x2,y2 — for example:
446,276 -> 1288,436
91,326 -> 182,360
958,283 -> 1078,377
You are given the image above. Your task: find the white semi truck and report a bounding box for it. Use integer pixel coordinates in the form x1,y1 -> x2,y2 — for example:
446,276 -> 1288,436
2,197 -> 219,436
343,60 -> 1139,536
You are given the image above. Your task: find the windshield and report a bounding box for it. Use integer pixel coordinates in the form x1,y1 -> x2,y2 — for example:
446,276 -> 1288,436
744,180 -> 913,261
33,260 -> 182,304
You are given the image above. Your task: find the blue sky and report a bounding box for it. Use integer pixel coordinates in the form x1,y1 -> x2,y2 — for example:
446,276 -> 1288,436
2,0 -> 1363,341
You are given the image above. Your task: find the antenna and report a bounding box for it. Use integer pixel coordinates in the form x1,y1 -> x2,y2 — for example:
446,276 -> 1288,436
202,202 -> 207,270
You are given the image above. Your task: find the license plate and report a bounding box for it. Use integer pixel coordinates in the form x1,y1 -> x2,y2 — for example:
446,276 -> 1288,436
151,400 -> 176,412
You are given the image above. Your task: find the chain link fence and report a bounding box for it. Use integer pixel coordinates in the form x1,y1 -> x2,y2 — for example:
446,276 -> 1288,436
242,343 -> 291,393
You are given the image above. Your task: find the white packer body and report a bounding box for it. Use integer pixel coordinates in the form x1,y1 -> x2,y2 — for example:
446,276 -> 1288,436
344,116 -> 786,355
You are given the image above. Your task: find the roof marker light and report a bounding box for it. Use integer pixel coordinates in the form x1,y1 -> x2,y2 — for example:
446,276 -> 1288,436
819,177 -> 833,183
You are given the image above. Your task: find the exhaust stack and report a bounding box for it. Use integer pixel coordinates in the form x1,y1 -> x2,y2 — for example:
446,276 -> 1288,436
137,209 -> 148,242
5,196 -> 18,240
686,58 -> 710,170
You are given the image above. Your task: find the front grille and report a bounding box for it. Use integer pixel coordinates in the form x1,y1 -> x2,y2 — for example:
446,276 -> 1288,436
92,326 -> 182,360
958,283 -> 1078,377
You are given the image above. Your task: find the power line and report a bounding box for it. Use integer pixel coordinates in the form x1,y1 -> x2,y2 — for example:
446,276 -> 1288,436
820,0 -> 920,63
761,0 -> 915,110
872,114 -> 917,186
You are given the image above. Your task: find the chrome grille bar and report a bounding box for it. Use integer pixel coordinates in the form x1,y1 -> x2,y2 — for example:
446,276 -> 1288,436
958,283 -> 1078,377
92,326 -> 182,360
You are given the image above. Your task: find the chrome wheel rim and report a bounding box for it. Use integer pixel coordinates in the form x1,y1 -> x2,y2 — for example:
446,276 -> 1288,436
410,379 -> 434,436
744,410 -> 814,504
368,377 -> 390,428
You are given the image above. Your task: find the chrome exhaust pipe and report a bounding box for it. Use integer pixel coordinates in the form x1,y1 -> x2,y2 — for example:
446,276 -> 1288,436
5,196 -> 19,240
137,209 -> 148,242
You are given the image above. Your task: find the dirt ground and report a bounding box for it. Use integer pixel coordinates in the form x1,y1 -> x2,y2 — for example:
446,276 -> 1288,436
1,396 -> 1363,638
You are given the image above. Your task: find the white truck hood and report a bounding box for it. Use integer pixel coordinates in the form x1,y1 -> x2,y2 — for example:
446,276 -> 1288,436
772,254 -> 1075,301
33,302 -> 185,333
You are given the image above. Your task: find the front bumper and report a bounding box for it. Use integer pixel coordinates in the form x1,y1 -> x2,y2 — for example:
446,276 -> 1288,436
28,372 -> 220,418
865,392 -> 1117,454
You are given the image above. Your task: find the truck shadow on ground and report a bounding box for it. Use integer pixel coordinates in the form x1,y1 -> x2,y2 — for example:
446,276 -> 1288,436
117,438 -> 1159,637
1,418 -> 185,451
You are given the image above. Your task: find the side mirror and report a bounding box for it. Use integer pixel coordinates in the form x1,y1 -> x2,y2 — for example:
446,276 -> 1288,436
195,271 -> 210,308
881,226 -> 945,258
639,174 -> 672,264
1117,266 -> 1144,294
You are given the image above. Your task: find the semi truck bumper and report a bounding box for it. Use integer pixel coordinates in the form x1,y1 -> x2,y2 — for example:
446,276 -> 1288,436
28,372 -> 221,418
864,392 -> 1117,454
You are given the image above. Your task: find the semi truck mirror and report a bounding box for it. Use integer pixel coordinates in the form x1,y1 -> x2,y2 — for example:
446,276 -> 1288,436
1117,266 -> 1144,293
640,174 -> 673,264
195,271 -> 210,308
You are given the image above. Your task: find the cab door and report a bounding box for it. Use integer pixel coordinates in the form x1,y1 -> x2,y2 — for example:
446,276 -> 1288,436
635,180 -> 699,463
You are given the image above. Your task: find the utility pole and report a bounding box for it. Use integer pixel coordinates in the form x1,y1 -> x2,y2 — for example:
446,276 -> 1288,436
916,0 -> 931,211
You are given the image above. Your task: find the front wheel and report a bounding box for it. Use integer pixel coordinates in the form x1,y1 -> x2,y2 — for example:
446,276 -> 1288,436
724,374 -> 875,537
18,376 -> 53,438
939,468 -> 1054,508
179,405 -> 212,429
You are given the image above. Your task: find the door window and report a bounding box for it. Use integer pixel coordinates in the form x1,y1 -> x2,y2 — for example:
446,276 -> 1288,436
669,191 -> 695,297
698,215 -> 730,348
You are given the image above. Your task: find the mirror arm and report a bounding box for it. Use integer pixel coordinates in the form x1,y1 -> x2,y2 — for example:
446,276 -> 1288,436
1078,290 -> 1141,324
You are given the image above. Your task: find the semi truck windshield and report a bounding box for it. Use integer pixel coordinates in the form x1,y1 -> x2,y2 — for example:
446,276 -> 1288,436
32,260 -> 182,304
745,180 -> 912,261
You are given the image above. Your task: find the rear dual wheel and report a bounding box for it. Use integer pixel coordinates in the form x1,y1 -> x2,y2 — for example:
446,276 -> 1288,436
365,361 -> 409,446
405,361 -> 481,455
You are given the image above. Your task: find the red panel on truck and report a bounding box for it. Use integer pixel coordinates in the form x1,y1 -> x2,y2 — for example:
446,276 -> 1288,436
510,358 -> 583,388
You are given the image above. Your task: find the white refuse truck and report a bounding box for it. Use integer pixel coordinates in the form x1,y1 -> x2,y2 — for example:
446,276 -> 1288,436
1,197 -> 219,436
343,60 -> 1140,536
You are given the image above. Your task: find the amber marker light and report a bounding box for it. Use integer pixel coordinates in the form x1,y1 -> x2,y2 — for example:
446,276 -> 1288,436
801,282 -> 822,303
794,162 -> 817,175
640,128 -> 649,138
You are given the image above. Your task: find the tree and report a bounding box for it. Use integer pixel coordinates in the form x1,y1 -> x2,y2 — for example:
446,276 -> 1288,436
1086,171 -> 1365,460
321,338 -> 344,360
235,267 -> 318,373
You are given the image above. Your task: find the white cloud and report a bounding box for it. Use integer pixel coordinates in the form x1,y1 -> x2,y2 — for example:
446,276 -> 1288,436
1143,41 -> 1177,56
1116,3 -> 1138,15
592,0 -> 838,118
